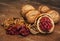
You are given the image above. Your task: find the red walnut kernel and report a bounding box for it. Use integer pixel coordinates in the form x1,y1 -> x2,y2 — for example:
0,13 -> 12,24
39,17 -> 52,32
19,25 -> 30,36
6,24 -> 30,36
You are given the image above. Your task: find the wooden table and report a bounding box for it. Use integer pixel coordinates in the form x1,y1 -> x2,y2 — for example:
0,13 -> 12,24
0,0 -> 60,41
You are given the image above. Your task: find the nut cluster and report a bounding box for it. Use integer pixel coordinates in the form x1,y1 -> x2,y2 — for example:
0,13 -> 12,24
1,4 -> 60,36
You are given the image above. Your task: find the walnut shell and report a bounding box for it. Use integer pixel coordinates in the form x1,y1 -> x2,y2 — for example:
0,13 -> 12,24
27,24 -> 39,34
35,14 -> 54,34
38,5 -> 50,13
47,10 -> 60,23
21,5 -> 35,17
26,10 -> 40,24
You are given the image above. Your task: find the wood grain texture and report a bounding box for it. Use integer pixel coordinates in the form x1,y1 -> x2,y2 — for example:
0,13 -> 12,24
29,0 -> 60,7
0,0 -> 60,41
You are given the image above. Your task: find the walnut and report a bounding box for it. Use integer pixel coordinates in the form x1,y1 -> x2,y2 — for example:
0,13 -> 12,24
26,10 -> 40,23
47,10 -> 60,23
39,5 -> 50,13
36,14 -> 54,34
21,5 -> 35,17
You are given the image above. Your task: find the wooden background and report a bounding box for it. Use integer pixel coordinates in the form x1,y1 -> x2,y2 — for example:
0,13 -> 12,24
0,0 -> 60,41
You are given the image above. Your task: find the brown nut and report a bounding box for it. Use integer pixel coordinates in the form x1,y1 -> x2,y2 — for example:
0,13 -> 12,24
26,10 -> 40,24
47,10 -> 60,23
3,17 -> 14,28
21,5 -> 35,17
38,5 -> 50,13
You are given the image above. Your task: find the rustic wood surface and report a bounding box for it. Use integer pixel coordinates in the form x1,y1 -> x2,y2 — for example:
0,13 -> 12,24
30,0 -> 60,7
0,0 -> 60,41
